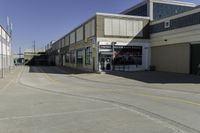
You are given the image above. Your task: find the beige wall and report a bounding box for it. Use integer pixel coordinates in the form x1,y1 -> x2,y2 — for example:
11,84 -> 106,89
151,43 -> 190,74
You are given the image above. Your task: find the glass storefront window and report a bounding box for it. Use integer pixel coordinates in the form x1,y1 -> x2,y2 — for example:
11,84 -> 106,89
65,52 -> 70,63
85,47 -> 91,65
70,50 -> 75,64
77,49 -> 83,65
113,46 -> 142,65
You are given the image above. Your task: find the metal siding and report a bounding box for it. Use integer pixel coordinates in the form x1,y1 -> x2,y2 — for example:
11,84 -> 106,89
104,18 -> 112,36
112,19 -> 120,36
120,19 -> 127,36
76,27 -> 83,42
127,20 -> 134,36
70,32 -> 75,44
151,44 -> 190,74
151,12 -> 200,34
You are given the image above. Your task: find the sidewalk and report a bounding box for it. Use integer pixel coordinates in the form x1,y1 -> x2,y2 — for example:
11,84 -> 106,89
0,66 -> 22,89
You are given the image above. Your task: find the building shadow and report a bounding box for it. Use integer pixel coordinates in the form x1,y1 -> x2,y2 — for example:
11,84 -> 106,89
106,71 -> 200,84
29,66 -> 93,75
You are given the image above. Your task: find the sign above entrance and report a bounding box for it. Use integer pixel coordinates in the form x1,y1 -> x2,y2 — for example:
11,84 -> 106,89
99,45 -> 113,49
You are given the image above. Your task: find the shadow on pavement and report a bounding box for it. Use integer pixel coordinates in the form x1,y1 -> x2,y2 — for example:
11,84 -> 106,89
29,66 -> 93,75
106,71 -> 200,84
29,66 -> 200,84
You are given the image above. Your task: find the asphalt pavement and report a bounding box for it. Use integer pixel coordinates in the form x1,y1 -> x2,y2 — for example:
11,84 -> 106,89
0,66 -> 200,133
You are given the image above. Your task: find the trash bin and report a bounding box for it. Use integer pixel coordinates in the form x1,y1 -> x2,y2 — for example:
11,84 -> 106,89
149,65 -> 156,71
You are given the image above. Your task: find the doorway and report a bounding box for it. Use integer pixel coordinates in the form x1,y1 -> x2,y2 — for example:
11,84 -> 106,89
100,55 -> 112,71
191,44 -> 200,75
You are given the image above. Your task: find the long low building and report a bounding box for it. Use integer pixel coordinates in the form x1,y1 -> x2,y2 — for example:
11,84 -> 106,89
0,25 -> 12,76
46,13 -> 151,72
46,0 -> 200,75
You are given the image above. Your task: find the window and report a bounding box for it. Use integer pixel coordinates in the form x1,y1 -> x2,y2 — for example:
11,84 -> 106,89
113,46 -> 142,65
70,50 -> 75,64
85,47 -> 91,65
77,49 -> 83,65
65,52 -> 70,63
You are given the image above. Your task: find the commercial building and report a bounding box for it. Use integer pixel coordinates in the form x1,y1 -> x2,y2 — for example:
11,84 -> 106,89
24,48 -> 47,65
0,25 -> 12,77
46,13 -> 150,72
46,0 -> 200,75
150,7 -> 200,74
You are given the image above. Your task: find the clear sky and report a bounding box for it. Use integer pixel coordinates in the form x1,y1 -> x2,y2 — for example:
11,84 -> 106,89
0,0 -> 200,53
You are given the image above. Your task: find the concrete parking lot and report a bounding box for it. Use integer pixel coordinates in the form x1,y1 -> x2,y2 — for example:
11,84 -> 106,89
0,66 -> 200,133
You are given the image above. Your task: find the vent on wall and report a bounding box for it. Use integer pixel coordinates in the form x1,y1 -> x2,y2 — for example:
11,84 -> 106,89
164,20 -> 171,28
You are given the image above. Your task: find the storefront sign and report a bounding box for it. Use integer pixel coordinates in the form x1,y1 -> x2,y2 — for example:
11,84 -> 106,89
99,45 -> 112,49
114,46 -> 142,49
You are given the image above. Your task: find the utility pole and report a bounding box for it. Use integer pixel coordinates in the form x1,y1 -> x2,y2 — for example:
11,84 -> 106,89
33,40 -> 36,55
19,47 -> 21,59
1,27 -> 4,78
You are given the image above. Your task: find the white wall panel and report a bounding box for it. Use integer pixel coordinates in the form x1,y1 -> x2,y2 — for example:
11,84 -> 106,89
112,19 -> 120,36
127,20 -> 134,36
104,18 -> 112,36
91,19 -> 95,36
133,21 -> 139,36
104,18 -> 144,37
70,32 -> 75,44
138,21 -> 144,37
85,19 -> 95,39
76,27 -> 83,42
65,36 -> 69,46
120,19 -> 127,36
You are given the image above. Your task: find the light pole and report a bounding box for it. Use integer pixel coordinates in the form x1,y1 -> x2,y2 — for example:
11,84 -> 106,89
33,40 -> 36,55
1,27 -> 4,78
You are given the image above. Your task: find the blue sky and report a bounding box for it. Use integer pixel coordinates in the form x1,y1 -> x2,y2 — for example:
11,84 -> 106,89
0,0 -> 200,53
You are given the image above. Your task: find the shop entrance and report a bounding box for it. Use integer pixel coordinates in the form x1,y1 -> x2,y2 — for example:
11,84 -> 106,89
191,44 -> 200,75
100,55 -> 112,71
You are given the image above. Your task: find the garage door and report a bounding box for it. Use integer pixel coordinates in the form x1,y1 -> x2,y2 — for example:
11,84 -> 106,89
191,44 -> 200,75
151,43 -> 190,74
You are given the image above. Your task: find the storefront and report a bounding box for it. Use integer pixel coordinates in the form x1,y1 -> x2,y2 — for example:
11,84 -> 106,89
98,42 -> 150,72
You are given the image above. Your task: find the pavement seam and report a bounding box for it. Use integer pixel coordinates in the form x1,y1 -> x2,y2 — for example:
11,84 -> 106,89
18,80 -> 199,133
0,107 -> 117,121
18,66 -> 200,133
38,67 -> 200,108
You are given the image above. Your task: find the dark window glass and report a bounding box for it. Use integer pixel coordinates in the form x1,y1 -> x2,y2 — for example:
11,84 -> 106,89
153,3 -> 194,20
113,46 -> 142,65
70,50 -> 75,64
77,49 -> 83,65
85,47 -> 91,65
125,4 -> 148,17
65,52 -> 70,63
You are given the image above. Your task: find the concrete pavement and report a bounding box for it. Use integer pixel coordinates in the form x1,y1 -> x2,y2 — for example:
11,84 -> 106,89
0,66 -> 200,133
